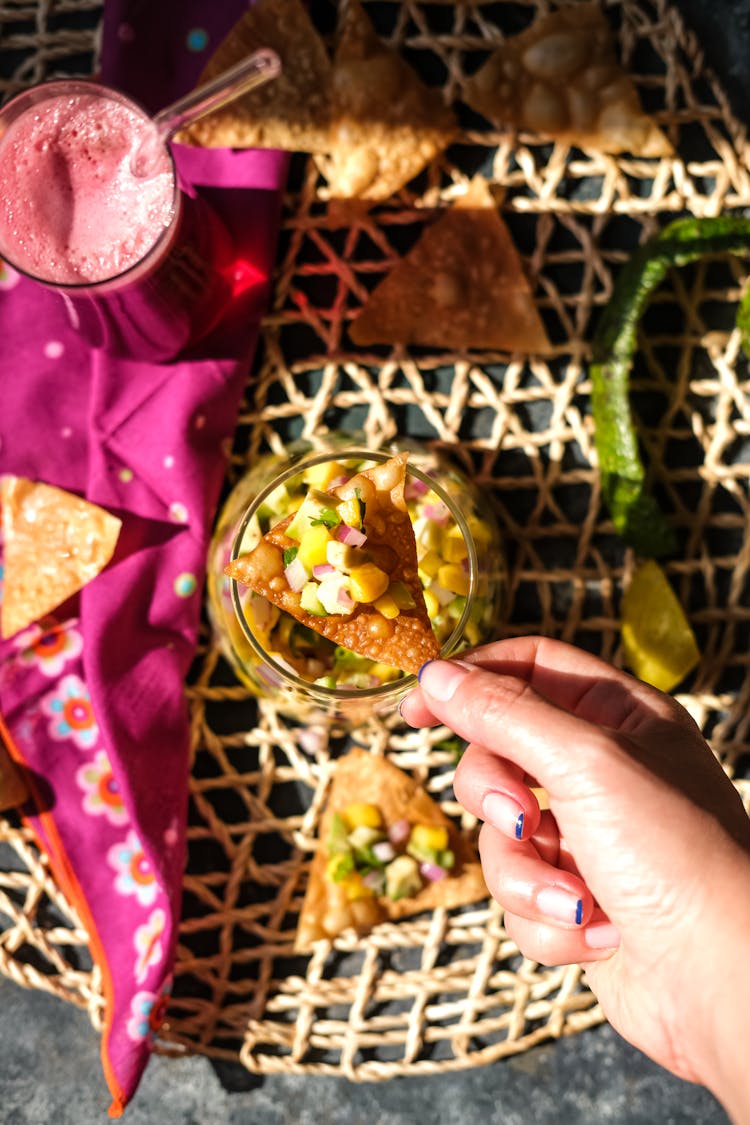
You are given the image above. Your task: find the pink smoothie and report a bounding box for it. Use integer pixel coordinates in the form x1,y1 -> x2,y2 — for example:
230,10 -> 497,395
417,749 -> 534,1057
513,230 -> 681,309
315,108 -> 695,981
0,91 -> 175,286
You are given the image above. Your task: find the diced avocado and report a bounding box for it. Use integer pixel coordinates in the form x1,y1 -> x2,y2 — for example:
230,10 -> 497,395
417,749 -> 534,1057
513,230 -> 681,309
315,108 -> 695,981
328,812 -> 350,855
300,582 -> 327,616
285,489 -> 340,542
326,851 -> 355,883
326,540 -> 370,571
388,581 -> 416,610
438,849 -> 455,870
313,675 -> 338,689
406,841 -> 441,866
384,854 -> 422,901
255,502 -> 276,535
317,574 -> 353,615
348,825 -> 383,850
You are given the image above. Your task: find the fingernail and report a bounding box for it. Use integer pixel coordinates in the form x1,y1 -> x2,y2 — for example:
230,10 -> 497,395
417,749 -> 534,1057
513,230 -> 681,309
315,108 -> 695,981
482,792 -> 526,840
418,659 -> 472,701
584,922 -> 620,950
536,887 -> 584,926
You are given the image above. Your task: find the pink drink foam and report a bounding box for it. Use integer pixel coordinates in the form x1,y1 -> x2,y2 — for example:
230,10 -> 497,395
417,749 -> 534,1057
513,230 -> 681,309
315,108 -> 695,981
0,92 -> 174,285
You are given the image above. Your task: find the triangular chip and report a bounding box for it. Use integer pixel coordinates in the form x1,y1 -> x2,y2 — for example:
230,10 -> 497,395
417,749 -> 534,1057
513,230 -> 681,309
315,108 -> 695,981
295,749 -> 487,950
462,4 -> 671,157
1,476 -> 121,639
315,0 -> 457,200
349,178 -> 550,352
226,453 -> 440,674
178,0 -> 334,152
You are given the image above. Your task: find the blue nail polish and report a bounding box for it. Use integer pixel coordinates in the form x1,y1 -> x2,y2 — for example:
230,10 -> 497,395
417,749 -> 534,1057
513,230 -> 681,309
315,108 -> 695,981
417,661 -> 435,683
575,898 -> 583,926
514,811 -> 524,840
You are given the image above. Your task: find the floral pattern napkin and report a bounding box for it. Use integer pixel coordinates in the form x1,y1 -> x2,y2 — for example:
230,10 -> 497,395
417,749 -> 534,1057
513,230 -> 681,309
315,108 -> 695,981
0,0 -> 286,1113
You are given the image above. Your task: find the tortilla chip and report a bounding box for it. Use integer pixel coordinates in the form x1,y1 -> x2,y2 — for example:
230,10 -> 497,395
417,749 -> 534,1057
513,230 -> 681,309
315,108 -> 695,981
349,178 -> 550,352
178,0 -> 333,153
462,5 -> 671,157
295,749 -> 487,950
316,0 -> 457,200
1,477 -> 121,640
226,453 -> 440,674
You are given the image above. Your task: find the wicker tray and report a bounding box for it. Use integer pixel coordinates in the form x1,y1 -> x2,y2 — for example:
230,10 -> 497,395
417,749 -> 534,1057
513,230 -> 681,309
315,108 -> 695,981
2,0 -> 750,1082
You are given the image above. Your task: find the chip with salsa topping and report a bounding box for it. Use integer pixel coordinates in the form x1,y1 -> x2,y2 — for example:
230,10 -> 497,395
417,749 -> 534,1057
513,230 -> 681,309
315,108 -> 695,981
295,748 -> 487,950
1,476 -> 122,640
225,453 -> 441,675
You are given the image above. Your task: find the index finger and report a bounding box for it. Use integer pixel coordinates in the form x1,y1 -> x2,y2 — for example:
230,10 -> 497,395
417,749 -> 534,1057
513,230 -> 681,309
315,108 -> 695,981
405,636 -> 694,736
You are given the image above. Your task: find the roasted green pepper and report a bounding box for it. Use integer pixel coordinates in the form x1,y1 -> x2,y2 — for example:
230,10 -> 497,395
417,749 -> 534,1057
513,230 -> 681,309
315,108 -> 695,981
591,214 -> 750,558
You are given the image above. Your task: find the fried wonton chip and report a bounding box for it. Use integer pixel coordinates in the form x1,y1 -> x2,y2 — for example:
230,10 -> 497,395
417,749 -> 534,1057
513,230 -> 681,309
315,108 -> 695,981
349,178 -> 550,352
226,453 -> 440,674
462,4 -> 672,157
315,0 -> 457,200
1,476 -> 121,640
296,749 -> 487,950
178,0 -> 334,153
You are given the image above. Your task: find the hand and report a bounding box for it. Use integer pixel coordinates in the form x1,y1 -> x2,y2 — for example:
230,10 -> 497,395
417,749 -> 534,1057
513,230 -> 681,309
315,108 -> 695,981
400,637 -> 750,1114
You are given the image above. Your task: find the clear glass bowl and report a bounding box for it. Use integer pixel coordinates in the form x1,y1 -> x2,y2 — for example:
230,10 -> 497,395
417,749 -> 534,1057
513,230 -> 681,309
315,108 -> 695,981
207,435 -> 506,727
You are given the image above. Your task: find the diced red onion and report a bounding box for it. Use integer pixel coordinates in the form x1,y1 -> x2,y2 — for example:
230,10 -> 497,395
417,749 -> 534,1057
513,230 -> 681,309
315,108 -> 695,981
336,523 -> 367,547
337,587 -> 355,611
404,477 -> 429,499
284,557 -> 308,592
372,840 -> 395,863
461,556 -> 470,573
422,502 -> 450,525
313,563 -> 335,579
362,870 -> 384,892
388,818 -> 411,845
420,861 -> 448,882
329,475 -> 349,489
429,580 -> 455,607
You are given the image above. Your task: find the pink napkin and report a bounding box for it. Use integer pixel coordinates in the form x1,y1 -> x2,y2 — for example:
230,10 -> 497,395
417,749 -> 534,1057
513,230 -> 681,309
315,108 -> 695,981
0,1 -> 287,1113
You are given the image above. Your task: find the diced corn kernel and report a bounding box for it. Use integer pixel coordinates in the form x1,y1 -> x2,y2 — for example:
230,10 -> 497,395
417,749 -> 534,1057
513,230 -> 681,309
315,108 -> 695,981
410,824 -> 449,852
441,528 -> 468,563
374,593 -> 400,619
303,461 -> 346,489
297,525 -> 332,569
423,589 -> 439,618
342,802 -> 382,830
416,521 -> 443,552
340,872 -> 375,901
349,562 -> 389,603
437,563 -> 470,596
418,550 -> 442,577
337,496 -> 362,528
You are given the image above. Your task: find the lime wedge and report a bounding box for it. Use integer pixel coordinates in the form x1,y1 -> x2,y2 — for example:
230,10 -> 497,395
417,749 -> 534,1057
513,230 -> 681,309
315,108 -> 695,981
621,560 -> 700,693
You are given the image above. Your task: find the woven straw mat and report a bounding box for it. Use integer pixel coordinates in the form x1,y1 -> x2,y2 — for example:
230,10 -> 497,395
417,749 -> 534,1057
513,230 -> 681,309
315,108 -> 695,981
1,0 -> 750,1082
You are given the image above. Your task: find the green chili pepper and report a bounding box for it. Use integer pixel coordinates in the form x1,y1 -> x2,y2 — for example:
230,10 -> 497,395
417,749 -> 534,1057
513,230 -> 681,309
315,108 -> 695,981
591,214 -> 750,558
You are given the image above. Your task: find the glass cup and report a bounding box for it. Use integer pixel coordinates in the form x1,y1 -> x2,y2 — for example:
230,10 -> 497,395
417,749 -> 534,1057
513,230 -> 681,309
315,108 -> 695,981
0,79 -> 235,361
207,436 -> 507,729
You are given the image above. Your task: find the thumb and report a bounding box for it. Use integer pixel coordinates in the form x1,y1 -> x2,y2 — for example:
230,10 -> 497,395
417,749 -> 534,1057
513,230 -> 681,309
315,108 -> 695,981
415,659 -> 609,792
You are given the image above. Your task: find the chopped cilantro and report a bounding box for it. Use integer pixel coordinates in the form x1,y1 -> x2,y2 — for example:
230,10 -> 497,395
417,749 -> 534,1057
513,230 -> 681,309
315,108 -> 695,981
310,507 -> 342,529
282,546 -> 299,567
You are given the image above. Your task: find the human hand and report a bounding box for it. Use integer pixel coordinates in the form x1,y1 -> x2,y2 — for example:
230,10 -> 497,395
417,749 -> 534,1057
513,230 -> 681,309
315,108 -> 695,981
400,637 -> 750,1111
